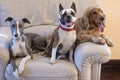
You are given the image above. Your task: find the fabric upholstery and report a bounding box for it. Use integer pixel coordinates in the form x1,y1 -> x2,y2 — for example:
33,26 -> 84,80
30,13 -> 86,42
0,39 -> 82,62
0,35 -> 10,80
5,54 -> 78,80
74,42 -> 111,80
0,0 -> 98,26
0,5 -> 9,27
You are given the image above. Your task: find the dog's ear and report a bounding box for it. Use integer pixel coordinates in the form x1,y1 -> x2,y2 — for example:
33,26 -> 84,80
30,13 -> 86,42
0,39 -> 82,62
82,12 -> 89,30
59,3 -> 64,13
22,18 -> 31,24
5,17 -> 13,22
82,7 -> 94,30
71,2 -> 76,12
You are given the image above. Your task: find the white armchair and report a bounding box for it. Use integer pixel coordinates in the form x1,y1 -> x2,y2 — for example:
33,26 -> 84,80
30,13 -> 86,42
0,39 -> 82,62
75,42 -> 111,80
0,0 -> 111,80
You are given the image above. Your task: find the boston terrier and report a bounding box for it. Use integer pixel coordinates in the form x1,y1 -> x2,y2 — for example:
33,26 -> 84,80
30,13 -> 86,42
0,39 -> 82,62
48,2 -> 77,64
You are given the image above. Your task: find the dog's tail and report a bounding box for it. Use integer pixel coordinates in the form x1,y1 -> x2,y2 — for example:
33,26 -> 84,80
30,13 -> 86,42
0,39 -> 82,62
32,47 -> 51,57
37,34 -> 55,57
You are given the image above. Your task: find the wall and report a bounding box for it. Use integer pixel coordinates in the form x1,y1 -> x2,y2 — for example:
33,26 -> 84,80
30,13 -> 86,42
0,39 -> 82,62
99,0 -> 120,59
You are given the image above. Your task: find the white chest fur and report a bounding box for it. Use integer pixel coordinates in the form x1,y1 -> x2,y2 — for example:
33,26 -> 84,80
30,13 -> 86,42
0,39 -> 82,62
11,39 -> 27,57
58,28 -> 76,54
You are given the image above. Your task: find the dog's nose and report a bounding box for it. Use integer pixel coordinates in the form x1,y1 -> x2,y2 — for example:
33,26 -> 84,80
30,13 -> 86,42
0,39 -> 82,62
66,15 -> 72,22
100,17 -> 105,21
14,34 -> 18,37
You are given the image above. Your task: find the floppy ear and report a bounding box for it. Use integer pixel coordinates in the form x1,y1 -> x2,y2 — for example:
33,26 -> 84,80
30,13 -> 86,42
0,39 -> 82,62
82,11 -> 89,30
82,7 -> 94,30
22,18 -> 31,24
59,3 -> 64,13
103,12 -> 106,28
71,2 -> 76,12
5,17 -> 13,22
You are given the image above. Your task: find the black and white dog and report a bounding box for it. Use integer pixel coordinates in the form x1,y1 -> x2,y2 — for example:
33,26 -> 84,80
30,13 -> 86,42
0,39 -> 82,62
5,17 -> 47,78
48,2 -> 77,64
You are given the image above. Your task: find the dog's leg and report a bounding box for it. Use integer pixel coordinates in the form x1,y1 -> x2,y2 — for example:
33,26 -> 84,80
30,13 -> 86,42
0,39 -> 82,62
10,59 -> 19,78
69,44 -> 75,63
18,40 -> 32,74
69,49 -> 74,63
49,38 -> 59,64
91,36 -> 105,45
49,47 -> 58,64
18,55 -> 31,74
57,54 -> 66,60
100,34 -> 114,47
78,35 -> 106,45
9,43 -> 19,78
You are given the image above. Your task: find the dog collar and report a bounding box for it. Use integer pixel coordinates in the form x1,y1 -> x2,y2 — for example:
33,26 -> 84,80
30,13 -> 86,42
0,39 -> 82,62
59,24 -> 75,31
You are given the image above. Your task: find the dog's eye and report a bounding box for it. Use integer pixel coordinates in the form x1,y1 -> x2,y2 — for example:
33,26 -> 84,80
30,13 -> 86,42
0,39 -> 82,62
92,12 -> 97,14
63,12 -> 67,16
71,11 -> 75,16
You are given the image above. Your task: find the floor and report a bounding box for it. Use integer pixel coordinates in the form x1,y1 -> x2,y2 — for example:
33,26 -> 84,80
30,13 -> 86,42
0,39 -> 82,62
101,70 -> 120,80
101,60 -> 120,80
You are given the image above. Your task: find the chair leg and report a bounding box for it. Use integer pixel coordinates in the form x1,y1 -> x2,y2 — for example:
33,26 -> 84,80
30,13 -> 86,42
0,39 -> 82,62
91,63 -> 101,80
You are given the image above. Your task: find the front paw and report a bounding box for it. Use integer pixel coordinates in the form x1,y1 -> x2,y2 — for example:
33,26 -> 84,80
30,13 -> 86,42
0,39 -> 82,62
18,64 -> 24,74
12,69 -> 19,78
106,39 -> 114,47
96,38 -> 105,45
49,59 -> 56,64
57,55 -> 66,60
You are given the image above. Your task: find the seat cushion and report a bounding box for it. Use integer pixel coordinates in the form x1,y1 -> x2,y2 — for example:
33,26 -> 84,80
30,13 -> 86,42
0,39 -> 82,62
5,54 -> 78,80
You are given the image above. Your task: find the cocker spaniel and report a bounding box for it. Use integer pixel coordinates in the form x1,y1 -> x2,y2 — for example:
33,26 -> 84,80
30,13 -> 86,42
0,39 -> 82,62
75,5 -> 113,47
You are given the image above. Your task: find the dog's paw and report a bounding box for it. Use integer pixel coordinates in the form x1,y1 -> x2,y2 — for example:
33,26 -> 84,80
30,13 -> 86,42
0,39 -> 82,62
57,55 -> 66,60
12,69 -> 19,78
18,64 -> 24,74
96,38 -> 105,45
106,39 -> 114,47
49,60 -> 56,64
99,39 -> 105,45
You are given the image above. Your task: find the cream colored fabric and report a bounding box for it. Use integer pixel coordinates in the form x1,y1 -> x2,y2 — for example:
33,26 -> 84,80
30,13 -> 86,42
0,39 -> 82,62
91,63 -> 101,80
74,42 -> 111,80
24,24 -> 57,37
5,54 -> 78,80
0,36 -> 10,80
0,5 -> 9,26
0,0 -> 98,26
0,24 -> 57,38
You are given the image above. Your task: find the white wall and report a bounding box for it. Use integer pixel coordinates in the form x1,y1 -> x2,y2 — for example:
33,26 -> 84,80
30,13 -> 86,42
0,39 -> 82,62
99,0 -> 120,59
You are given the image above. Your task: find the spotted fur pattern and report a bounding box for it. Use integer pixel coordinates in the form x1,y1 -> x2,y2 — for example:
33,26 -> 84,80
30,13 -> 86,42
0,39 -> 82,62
75,6 -> 113,47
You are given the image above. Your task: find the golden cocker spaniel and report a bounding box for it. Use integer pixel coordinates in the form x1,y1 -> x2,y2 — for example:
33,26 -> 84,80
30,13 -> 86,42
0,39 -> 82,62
75,5 -> 113,47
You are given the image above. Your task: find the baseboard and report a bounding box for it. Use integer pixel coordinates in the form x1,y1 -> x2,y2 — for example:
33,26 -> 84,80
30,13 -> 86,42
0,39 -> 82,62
102,59 -> 120,70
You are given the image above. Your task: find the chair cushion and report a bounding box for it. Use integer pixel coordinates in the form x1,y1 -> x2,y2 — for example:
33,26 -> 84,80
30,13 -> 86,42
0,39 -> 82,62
5,54 -> 78,80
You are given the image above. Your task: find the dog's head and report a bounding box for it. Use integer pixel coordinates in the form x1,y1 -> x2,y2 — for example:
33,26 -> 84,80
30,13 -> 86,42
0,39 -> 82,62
82,6 -> 106,32
5,17 -> 30,38
59,2 -> 77,28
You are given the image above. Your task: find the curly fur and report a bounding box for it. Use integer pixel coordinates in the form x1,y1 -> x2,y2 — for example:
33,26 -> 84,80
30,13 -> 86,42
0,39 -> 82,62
75,5 -> 113,47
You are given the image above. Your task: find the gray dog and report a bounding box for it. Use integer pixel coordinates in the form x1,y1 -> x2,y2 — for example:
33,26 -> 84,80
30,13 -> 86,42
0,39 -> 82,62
5,17 -> 47,78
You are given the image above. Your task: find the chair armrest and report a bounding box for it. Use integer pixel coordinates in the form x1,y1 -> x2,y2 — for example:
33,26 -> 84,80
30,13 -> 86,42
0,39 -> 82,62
74,42 -> 111,80
0,36 -> 10,80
